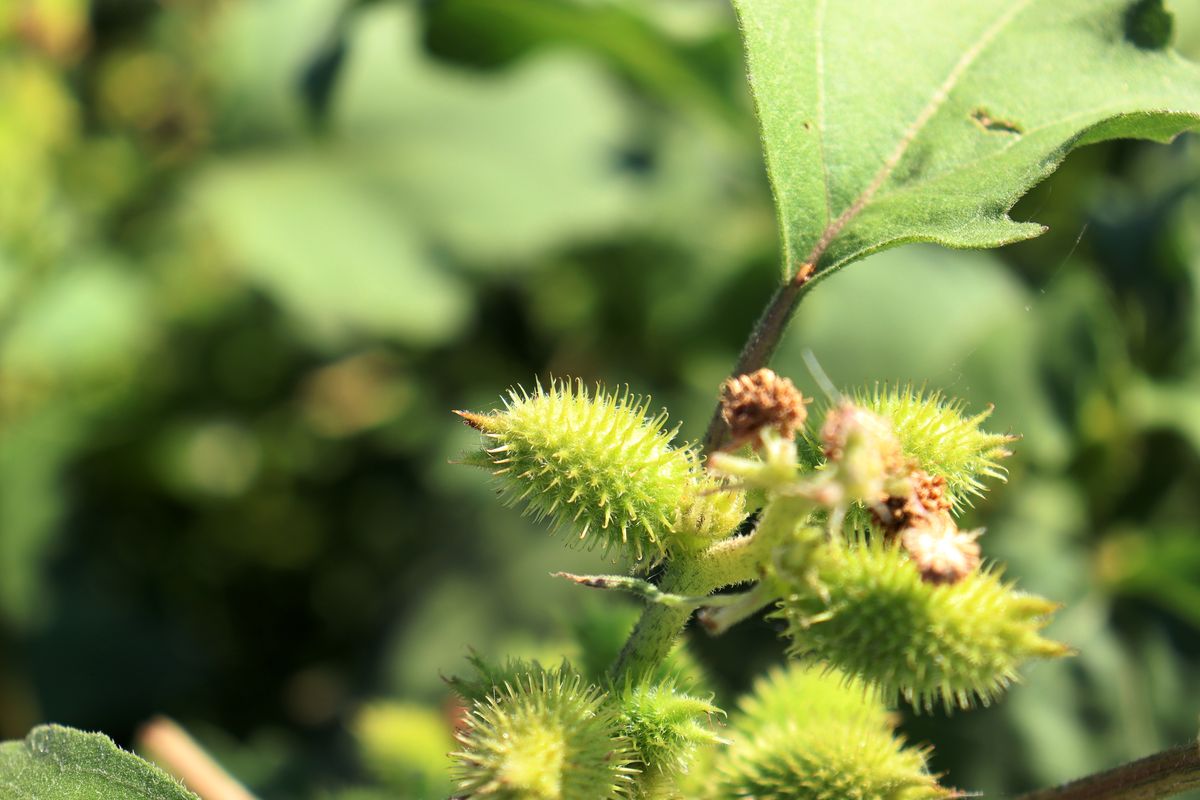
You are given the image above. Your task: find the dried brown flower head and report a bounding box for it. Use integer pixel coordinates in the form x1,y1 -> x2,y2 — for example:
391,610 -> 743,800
872,468 -> 951,537
901,514 -> 982,585
719,368 -> 809,449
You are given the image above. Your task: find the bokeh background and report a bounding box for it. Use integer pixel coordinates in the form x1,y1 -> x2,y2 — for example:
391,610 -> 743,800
3,0 -> 1200,797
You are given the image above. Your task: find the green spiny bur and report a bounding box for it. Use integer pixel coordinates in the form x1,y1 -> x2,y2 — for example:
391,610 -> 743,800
777,540 -> 1070,712
855,384 -> 1014,507
734,662 -> 890,736
459,379 -> 743,562
615,680 -> 723,782
452,665 -> 635,800
715,721 -> 947,800
713,663 -> 950,800
448,652 -> 574,705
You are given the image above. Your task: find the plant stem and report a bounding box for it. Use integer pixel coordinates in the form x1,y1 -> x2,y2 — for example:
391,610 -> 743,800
701,268 -> 814,454
610,563 -> 708,682
610,498 -> 812,682
1016,742 -> 1200,800
616,250 -> 821,677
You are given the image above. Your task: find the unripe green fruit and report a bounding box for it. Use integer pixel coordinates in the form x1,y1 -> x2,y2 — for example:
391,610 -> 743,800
448,653 -> 572,705
714,663 -> 951,800
616,680 -> 723,781
452,667 -> 635,799
777,540 -> 1070,711
735,662 -> 889,735
459,380 -> 744,562
855,384 -> 1014,507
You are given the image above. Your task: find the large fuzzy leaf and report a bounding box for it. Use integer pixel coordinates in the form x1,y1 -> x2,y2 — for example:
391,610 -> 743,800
732,0 -> 1200,281
0,725 -> 198,800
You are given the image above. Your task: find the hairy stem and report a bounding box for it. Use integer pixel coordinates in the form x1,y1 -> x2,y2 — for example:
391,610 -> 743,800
610,498 -> 812,682
610,564 -> 708,682
1016,742 -> 1200,800
701,268 -> 814,454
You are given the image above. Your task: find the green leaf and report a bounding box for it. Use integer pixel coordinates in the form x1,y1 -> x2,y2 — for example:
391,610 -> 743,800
0,725 -> 198,800
732,0 -> 1200,280
332,3 -> 640,265
189,154 -> 470,348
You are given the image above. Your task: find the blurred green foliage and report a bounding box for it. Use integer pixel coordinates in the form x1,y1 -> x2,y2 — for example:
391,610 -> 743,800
1,0 -> 1200,797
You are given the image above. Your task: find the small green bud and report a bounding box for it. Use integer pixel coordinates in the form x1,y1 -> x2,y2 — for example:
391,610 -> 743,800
776,540 -> 1070,711
714,663 -> 953,800
452,667 -> 636,799
707,428 -> 802,492
616,680 -> 723,783
855,384 -> 1014,506
458,380 -> 743,562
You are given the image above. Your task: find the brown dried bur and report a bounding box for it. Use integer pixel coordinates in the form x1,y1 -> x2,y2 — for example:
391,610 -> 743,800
872,468 -> 951,537
901,512 -> 982,585
872,467 -> 980,585
719,368 -> 809,450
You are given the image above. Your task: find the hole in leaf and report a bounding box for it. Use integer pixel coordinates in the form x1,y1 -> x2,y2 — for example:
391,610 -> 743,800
1125,0 -> 1174,49
970,108 -> 1022,135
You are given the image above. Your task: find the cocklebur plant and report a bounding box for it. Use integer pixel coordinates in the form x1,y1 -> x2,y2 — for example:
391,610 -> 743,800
5,2 -> 1200,799
444,2 -> 1200,792
452,372 -> 1064,798
451,664 -> 637,800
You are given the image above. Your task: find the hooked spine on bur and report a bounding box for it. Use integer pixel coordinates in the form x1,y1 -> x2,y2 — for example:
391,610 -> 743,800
613,678 -> 724,783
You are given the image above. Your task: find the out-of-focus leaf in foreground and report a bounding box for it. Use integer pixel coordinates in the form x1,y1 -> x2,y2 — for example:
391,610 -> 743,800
0,725 -> 198,800
732,0 -> 1200,280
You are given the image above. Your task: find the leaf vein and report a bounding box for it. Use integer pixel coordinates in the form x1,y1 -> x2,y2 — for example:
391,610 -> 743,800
804,0 -> 1035,268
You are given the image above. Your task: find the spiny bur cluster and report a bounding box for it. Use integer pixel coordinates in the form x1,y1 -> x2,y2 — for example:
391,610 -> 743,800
454,372 -> 1071,796
457,380 -> 744,562
449,646 -> 724,800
